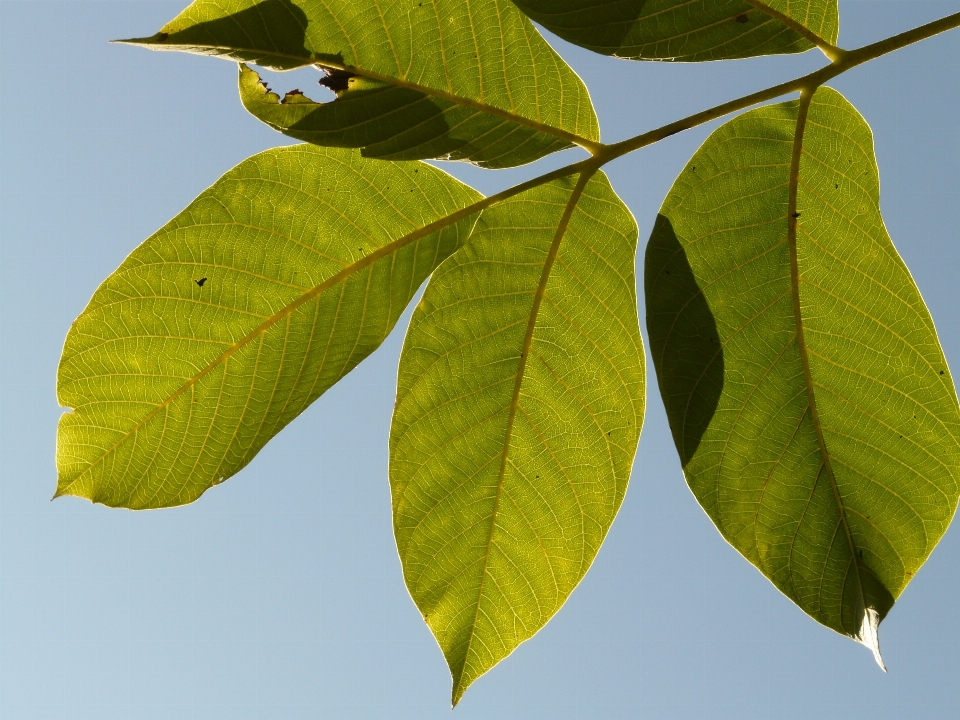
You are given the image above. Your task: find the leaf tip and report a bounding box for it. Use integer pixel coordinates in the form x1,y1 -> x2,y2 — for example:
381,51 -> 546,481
448,658 -> 474,708
111,32 -> 169,47
858,607 -> 887,672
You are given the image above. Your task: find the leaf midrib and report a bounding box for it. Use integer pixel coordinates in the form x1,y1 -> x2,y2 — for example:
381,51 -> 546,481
787,90 -> 868,622
56,199 -> 487,497
453,171 -> 593,704
745,0 -> 842,59
126,40 -> 601,153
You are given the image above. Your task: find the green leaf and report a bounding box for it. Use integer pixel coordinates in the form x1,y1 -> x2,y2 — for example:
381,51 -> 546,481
390,171 -> 645,703
123,0 -> 601,166
511,0 -> 839,61
239,65 -> 567,169
56,146 -> 481,509
645,86 -> 960,665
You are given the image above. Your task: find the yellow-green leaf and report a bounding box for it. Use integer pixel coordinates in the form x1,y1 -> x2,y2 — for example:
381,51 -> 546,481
512,0 -> 839,61
391,171 -> 645,703
645,86 -> 960,666
56,146 -> 481,509
123,0 -> 601,166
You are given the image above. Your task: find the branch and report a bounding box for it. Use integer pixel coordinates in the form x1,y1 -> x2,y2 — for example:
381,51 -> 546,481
599,11 -> 960,162
419,12 -> 960,234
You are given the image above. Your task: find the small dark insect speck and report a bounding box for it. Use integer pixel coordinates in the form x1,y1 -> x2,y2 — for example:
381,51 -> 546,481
735,14 -> 749,23
940,370 -> 945,375
196,278 -> 207,287
859,550 -> 864,559
791,212 -> 801,218
835,184 -> 839,189
665,270 -> 671,275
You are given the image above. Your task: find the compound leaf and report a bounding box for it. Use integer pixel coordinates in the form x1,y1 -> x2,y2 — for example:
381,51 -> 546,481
512,0 -> 839,61
391,171 -> 645,703
56,146 -> 481,509
123,0 -> 600,167
645,86 -> 960,665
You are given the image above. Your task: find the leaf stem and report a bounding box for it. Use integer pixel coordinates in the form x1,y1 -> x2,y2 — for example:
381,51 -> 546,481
744,0 -> 846,62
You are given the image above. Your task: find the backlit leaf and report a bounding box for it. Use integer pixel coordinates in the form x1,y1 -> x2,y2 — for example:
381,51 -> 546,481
391,171 -> 645,703
512,0 -> 839,61
645,87 -> 960,665
123,0 -> 601,166
56,145 -> 481,509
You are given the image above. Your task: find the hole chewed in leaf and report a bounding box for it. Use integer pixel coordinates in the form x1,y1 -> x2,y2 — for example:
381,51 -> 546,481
319,67 -> 356,93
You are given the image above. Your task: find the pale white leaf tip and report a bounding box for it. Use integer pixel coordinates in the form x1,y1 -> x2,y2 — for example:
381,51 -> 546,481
858,607 -> 887,672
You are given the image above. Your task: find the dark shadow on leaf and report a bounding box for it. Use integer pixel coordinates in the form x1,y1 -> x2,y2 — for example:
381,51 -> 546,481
513,0 -> 654,52
286,86 -> 462,160
644,214 -> 723,465
155,0 -> 311,69
267,81 -> 567,168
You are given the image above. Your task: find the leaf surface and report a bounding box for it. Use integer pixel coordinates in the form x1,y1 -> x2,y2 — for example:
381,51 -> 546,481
645,87 -> 960,664
512,0 -> 838,61
56,145 -> 481,509
238,65 -> 569,169
125,0 -> 600,166
390,171 -> 645,703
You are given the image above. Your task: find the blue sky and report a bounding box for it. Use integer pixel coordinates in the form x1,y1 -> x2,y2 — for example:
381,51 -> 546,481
2,1 -> 959,717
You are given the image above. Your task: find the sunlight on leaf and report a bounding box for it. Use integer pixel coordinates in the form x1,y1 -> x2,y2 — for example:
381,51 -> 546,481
122,0 -> 601,166
56,146 -> 481,509
391,171 -> 645,704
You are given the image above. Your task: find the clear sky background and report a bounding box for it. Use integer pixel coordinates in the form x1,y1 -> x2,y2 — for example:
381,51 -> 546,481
2,1 -> 959,718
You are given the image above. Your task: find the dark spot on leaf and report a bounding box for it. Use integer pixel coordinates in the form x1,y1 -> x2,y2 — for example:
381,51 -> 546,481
156,32 -> 169,41
791,212 -> 801,218
835,184 -> 839,189
735,14 -> 749,23
195,278 -> 207,287
859,549 -> 864,560
940,370 -> 945,375
319,67 -> 355,93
